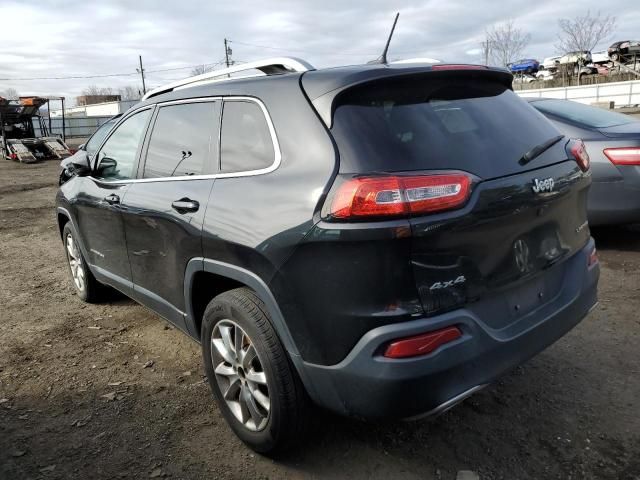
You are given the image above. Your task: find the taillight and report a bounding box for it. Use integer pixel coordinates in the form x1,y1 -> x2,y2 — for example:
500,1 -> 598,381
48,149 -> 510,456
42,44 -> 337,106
588,247 -> 599,267
567,139 -> 590,172
603,147 -> 640,166
9,153 -> 17,160
329,173 -> 472,220
383,326 -> 462,359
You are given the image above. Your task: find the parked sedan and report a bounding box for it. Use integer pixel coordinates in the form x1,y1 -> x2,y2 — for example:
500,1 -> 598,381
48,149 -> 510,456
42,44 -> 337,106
527,98 -> 640,226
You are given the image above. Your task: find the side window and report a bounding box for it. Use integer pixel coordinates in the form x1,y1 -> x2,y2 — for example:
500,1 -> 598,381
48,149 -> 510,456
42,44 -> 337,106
220,100 -> 275,173
85,117 -> 118,157
96,110 -> 151,180
143,102 -> 217,178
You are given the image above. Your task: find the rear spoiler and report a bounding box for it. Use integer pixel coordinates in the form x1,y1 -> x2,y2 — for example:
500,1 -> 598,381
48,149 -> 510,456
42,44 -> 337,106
303,66 -> 513,128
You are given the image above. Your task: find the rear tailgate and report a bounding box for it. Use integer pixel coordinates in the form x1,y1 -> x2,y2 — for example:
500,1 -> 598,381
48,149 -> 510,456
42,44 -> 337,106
409,158 -> 590,325
327,71 -> 592,322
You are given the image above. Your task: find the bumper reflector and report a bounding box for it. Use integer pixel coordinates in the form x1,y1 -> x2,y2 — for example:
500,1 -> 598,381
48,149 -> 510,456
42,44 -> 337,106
383,326 -> 462,359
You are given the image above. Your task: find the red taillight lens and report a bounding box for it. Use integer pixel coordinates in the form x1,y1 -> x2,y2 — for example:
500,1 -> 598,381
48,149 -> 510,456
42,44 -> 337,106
330,174 -> 472,219
588,247 -> 599,267
603,147 -> 640,166
383,326 -> 462,359
568,139 -> 590,172
9,153 -> 17,160
431,64 -> 487,71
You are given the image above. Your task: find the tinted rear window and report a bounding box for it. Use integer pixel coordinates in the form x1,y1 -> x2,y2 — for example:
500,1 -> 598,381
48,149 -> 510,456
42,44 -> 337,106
531,99 -> 636,128
331,77 -> 562,178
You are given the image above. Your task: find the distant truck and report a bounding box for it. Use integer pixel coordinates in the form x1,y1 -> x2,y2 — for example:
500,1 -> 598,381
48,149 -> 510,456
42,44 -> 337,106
0,96 -> 72,163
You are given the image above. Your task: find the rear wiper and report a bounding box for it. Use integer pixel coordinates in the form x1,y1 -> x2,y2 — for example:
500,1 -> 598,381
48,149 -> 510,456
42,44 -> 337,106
518,135 -> 565,166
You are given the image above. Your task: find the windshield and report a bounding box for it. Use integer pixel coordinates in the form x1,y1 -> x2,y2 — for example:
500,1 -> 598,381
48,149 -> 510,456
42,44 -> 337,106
531,99 -> 637,128
331,76 -> 561,179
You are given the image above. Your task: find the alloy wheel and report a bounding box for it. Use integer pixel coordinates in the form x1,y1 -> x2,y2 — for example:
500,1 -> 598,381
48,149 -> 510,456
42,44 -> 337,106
65,233 -> 85,292
211,319 -> 270,431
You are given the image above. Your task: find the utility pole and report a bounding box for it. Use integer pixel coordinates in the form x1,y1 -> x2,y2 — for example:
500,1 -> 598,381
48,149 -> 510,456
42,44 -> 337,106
137,55 -> 147,94
224,39 -> 231,68
483,38 -> 490,66
60,97 -> 66,143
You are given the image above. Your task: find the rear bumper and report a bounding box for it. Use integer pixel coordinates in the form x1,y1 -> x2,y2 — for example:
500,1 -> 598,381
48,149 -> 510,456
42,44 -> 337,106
588,178 -> 640,226
299,239 -> 599,419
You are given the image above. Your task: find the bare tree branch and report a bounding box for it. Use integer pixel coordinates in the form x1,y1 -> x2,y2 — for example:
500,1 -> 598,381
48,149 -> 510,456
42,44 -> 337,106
555,11 -> 616,54
485,20 -> 531,67
117,85 -> 141,101
0,88 -> 19,99
191,65 -> 213,76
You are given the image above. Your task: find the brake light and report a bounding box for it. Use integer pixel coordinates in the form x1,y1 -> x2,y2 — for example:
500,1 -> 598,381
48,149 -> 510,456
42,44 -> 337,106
9,153 -> 17,160
330,174 -> 472,219
603,147 -> 640,166
383,326 -> 462,358
568,139 -> 590,172
431,64 -> 487,71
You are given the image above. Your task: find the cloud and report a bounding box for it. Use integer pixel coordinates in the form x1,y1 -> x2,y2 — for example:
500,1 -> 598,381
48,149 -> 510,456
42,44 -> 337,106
0,0 -> 635,102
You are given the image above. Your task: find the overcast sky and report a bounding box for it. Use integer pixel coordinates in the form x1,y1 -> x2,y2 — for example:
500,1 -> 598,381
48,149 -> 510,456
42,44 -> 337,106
0,0 -> 638,104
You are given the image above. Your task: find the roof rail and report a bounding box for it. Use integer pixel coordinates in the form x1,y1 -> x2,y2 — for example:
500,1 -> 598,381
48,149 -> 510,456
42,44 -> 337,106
142,57 -> 315,100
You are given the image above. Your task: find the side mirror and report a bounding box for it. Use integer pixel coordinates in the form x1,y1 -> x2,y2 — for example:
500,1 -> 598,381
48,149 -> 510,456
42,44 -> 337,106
95,157 -> 117,176
70,150 -> 91,176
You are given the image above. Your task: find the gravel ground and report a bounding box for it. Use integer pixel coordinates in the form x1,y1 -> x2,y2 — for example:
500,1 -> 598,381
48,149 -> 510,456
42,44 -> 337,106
0,159 -> 639,480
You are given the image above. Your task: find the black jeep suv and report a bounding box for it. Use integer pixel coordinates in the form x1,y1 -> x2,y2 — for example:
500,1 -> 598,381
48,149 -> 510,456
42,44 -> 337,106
57,58 -> 600,453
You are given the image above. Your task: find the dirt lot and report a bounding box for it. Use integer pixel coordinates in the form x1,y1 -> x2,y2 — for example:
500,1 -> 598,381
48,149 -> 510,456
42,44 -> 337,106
1,159 -> 639,480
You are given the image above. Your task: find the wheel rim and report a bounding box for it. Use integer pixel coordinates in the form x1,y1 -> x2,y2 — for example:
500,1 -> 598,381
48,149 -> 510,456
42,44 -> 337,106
65,233 -> 85,292
211,319 -> 270,431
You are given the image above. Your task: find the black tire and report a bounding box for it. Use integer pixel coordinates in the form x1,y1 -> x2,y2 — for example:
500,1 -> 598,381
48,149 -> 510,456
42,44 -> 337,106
62,222 -> 107,303
201,287 -> 307,454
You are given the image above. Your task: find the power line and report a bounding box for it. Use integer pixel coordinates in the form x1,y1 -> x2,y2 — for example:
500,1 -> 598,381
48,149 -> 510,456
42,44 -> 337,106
228,39 -> 376,56
228,39 -> 433,57
0,61 -> 226,81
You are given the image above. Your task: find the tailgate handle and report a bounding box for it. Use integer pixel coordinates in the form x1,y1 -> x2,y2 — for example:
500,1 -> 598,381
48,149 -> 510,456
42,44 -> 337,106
171,198 -> 200,213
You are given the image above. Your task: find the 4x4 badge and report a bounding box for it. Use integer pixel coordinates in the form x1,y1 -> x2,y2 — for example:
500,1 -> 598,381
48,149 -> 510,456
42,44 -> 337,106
532,177 -> 555,193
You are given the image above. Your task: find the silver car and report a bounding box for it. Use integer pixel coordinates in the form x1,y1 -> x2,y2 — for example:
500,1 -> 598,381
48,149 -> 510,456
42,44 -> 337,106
527,98 -> 640,226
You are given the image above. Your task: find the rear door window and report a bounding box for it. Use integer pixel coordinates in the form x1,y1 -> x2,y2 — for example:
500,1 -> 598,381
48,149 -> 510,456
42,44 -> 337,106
143,101 -> 219,178
220,100 -> 275,173
331,76 -> 563,179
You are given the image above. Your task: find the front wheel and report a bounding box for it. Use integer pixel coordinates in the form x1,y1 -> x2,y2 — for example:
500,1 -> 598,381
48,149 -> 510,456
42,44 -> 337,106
62,223 -> 107,303
201,288 -> 307,454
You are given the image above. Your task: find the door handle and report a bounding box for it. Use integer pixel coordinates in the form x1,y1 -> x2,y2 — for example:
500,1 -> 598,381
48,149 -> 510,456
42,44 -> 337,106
104,194 -> 120,205
171,198 -> 200,213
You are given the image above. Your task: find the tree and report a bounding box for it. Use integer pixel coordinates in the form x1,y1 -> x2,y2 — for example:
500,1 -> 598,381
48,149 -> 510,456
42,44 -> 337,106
0,87 -> 19,99
117,85 -> 141,101
484,20 -> 531,67
191,64 -> 213,76
556,11 -> 616,55
81,85 -> 115,97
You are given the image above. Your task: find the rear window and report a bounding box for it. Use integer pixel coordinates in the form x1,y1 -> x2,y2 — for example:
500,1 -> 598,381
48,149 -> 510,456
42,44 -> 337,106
331,76 -> 562,178
220,100 -> 275,173
531,99 -> 636,128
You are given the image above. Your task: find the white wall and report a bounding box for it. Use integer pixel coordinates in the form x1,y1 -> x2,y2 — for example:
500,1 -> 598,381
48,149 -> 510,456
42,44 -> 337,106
516,80 -> 640,107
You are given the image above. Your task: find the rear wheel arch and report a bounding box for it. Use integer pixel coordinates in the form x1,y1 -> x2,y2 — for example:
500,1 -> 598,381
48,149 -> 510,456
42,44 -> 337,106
185,258 -> 316,405
185,258 -> 300,358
